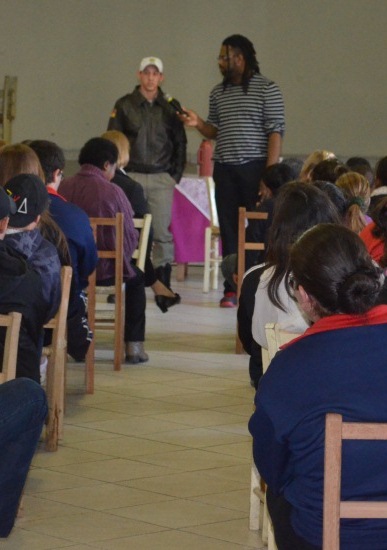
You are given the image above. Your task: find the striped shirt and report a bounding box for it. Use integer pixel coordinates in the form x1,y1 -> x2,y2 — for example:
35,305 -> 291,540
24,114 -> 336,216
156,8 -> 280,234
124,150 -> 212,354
207,73 -> 285,164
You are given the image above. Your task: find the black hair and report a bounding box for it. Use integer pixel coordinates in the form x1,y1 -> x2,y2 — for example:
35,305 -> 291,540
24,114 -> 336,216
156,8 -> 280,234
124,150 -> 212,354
280,157 -> 304,180
29,140 -> 65,185
222,34 -> 260,92
311,159 -> 348,183
78,138 -> 118,169
262,163 -> 294,197
312,180 -> 348,221
266,182 -> 341,310
290,224 -> 382,316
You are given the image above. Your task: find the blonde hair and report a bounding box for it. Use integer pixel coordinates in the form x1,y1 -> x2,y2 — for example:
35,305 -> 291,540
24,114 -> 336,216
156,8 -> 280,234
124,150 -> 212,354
0,143 -> 45,186
300,150 -> 336,182
336,171 -> 370,234
100,130 -> 130,169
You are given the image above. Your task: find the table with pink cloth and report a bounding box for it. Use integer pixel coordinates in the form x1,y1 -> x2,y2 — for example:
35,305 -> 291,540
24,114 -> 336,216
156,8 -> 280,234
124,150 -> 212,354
170,176 -> 210,279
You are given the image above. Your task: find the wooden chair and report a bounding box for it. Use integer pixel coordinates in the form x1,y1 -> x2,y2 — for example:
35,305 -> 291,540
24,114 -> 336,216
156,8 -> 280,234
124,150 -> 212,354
203,176 -> 222,292
0,312 -> 22,383
323,413 -> 387,550
43,265 -> 73,452
86,213 -> 125,389
86,213 -> 152,389
249,323 -> 302,548
236,207 -> 268,353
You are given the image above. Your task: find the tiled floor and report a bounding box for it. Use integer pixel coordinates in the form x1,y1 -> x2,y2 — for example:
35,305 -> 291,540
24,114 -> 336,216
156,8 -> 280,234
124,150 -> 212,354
3,266 -> 265,549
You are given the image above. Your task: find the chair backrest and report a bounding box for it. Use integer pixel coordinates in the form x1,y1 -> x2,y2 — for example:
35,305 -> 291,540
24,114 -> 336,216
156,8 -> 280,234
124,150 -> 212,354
236,207 -> 268,353
0,312 -> 22,383
323,413 -> 387,549
265,322 -> 301,365
43,265 -> 73,451
132,213 -> 152,272
205,177 -> 219,228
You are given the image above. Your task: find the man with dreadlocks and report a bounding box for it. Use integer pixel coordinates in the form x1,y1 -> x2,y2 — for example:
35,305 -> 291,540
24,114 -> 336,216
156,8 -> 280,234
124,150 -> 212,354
182,34 -> 285,307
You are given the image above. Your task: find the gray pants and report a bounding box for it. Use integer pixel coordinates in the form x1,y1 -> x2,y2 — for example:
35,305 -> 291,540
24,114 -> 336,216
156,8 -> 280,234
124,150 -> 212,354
128,172 -> 176,268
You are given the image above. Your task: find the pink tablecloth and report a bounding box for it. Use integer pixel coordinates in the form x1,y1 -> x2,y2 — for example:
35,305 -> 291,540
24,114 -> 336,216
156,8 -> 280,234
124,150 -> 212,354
170,177 -> 210,263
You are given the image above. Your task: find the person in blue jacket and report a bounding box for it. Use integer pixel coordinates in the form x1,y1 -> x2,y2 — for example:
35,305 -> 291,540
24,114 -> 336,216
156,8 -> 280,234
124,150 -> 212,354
249,223 -> 387,549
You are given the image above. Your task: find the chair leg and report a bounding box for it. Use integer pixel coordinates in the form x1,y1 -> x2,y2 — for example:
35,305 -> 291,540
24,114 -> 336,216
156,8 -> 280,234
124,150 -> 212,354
212,236 -> 220,290
203,227 -> 212,292
249,463 -> 263,531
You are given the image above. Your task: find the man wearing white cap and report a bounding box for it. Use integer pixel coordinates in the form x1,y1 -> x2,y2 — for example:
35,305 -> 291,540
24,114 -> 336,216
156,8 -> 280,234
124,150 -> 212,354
107,57 -> 186,292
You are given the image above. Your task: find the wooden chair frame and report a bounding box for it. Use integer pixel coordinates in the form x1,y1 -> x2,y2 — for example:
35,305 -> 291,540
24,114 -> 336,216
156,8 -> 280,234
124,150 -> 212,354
203,176 -> 221,292
87,213 -> 125,390
236,207 -> 268,353
43,265 -> 73,451
0,312 -> 22,383
323,413 -> 387,549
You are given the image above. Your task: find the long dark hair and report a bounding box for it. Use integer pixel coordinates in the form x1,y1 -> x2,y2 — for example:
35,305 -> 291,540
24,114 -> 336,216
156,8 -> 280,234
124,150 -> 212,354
290,224 -> 382,316
222,34 -> 260,92
266,182 -> 341,310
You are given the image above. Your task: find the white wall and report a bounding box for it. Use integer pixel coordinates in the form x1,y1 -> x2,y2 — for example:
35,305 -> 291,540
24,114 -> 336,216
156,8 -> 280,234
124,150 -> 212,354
1,0 -> 385,163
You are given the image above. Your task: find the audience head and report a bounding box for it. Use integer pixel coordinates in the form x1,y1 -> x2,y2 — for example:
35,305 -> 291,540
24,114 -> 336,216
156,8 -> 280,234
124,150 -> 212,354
375,157 -> 387,189
78,138 -> 118,179
289,224 -> 382,319
312,180 -> 348,222
266,182 -> 341,310
336,171 -> 370,233
346,156 -> 374,188
280,157 -> 303,180
0,143 -> 44,186
299,150 -> 336,182
260,163 -> 294,199
29,140 -> 65,186
311,158 -> 348,183
4,174 -> 49,229
100,130 -> 129,169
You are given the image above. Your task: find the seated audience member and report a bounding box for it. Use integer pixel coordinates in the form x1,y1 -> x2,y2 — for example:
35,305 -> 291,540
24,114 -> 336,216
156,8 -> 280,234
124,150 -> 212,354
369,156 -> 387,216
101,130 -> 180,312
249,223 -> 387,550
280,157 -> 303,180
0,187 -> 48,382
310,158 -> 348,183
0,143 -> 45,185
4,174 -> 61,323
241,183 -> 340,387
299,149 -> 336,182
336,171 -> 371,233
0,378 -> 48,538
29,140 -> 98,361
59,137 -> 148,364
222,163 -> 294,295
346,156 -> 374,188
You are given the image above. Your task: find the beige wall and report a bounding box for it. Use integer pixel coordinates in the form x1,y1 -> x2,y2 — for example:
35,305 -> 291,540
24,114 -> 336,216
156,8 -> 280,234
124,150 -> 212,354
1,0 -> 385,164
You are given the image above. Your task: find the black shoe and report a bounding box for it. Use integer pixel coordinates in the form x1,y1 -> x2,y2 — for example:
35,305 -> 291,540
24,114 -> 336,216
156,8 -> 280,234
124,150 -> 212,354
107,294 -> 115,304
155,293 -> 181,313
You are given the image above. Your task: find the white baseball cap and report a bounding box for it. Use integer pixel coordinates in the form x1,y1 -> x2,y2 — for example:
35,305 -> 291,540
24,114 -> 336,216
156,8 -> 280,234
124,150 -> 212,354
139,56 -> 163,73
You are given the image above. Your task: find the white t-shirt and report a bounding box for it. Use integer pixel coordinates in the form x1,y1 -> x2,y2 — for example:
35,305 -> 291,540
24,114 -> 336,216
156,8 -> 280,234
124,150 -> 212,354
251,265 -> 309,349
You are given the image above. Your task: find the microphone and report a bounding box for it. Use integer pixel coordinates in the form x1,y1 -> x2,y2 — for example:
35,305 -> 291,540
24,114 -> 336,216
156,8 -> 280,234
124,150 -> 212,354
164,93 -> 188,116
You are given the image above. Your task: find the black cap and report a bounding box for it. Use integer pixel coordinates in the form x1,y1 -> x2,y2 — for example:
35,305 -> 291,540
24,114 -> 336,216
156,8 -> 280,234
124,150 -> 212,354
4,174 -> 49,228
0,187 -> 17,219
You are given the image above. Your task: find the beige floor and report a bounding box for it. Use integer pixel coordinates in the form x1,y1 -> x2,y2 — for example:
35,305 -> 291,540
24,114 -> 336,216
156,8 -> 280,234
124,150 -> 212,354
2,266 -> 265,549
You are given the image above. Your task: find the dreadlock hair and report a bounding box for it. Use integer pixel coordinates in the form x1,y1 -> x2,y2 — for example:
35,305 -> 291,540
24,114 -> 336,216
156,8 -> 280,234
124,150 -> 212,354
222,34 -> 260,93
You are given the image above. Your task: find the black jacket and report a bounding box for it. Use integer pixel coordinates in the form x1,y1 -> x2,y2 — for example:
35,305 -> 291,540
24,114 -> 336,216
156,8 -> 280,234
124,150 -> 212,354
0,241 -> 48,382
108,86 -> 187,182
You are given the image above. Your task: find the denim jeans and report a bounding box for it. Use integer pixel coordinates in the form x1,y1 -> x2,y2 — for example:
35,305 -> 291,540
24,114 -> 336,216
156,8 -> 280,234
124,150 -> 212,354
0,378 -> 48,537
